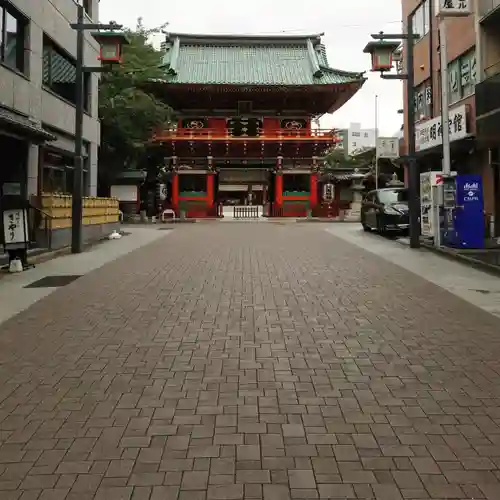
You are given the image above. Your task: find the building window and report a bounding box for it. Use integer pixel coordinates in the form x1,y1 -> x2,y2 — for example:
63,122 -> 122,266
42,150 -> 89,195
42,35 -> 90,110
0,3 -> 27,73
414,81 -> 432,120
413,0 -> 430,42
448,49 -> 476,104
83,0 -> 92,18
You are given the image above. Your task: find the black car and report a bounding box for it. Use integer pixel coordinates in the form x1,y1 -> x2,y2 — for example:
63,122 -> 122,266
361,187 -> 409,234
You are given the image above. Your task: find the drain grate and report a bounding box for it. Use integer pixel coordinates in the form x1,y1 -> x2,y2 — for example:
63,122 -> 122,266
24,275 -> 82,288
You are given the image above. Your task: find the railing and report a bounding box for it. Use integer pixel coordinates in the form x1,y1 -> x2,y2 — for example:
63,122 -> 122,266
484,59 -> 500,78
476,63 -> 500,117
29,205 -> 53,250
152,128 -> 340,141
233,206 -> 259,218
479,0 -> 500,18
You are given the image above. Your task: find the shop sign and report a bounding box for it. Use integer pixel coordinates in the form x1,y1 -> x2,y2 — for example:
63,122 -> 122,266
2,209 -> 28,246
376,137 -> 399,158
415,104 -> 467,152
435,0 -> 471,16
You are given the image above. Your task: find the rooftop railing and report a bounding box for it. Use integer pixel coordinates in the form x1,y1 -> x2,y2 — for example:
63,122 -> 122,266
479,0 -> 500,18
152,128 -> 340,142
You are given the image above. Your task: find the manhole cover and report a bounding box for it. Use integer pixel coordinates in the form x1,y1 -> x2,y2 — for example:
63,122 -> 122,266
24,275 -> 82,288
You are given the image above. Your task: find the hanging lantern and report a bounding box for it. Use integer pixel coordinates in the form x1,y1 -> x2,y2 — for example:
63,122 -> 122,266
93,31 -> 130,64
363,40 -> 401,72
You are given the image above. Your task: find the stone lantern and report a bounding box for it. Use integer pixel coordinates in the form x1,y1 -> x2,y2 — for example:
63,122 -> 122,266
345,168 -> 365,221
387,172 -> 404,187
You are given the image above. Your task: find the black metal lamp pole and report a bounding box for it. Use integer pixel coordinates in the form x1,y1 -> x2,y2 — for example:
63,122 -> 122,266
370,16 -> 420,248
405,16 -> 420,249
70,7 -> 122,254
72,3 -> 85,254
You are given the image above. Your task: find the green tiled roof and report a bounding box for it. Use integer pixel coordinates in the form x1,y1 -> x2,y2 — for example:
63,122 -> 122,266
158,33 -> 364,86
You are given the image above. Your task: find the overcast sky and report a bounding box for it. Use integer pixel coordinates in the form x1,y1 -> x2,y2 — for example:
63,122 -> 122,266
99,0 -> 403,136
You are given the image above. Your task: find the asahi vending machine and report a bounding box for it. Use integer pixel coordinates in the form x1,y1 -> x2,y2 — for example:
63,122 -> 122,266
442,174 -> 484,249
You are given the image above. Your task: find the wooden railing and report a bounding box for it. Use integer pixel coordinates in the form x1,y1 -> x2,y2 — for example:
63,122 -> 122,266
152,128 -> 340,142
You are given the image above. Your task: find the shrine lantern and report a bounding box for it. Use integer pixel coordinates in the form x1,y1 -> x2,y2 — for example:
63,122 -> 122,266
363,40 -> 401,72
93,31 -> 130,64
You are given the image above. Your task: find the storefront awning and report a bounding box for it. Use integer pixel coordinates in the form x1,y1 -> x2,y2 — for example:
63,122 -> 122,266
0,107 -> 56,143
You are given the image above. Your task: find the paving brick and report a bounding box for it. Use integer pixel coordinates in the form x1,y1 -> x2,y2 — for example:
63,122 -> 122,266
1,223 -> 500,500
288,469 -> 316,489
181,470 -> 209,490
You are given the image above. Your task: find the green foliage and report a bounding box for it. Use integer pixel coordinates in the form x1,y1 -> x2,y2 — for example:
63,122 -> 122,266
323,146 -> 373,169
98,18 -> 173,183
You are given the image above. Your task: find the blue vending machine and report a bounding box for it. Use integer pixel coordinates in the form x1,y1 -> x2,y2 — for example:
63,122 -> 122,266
442,174 -> 484,249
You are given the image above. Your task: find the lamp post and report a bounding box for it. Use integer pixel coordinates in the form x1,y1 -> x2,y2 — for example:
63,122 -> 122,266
363,24 -> 420,248
70,4 -> 129,254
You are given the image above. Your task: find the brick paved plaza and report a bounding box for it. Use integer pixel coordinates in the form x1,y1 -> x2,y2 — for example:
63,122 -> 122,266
1,223 -> 500,499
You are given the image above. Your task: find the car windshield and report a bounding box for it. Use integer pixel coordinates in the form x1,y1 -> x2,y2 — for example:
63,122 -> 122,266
378,189 -> 408,204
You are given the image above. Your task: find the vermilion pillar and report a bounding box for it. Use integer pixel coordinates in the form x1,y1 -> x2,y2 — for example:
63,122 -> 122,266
275,174 -> 283,205
172,174 -> 179,212
310,173 -> 318,208
206,173 -> 214,208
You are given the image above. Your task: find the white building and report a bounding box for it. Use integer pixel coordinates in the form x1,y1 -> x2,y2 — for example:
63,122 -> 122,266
337,122 -> 377,156
0,0 -> 101,199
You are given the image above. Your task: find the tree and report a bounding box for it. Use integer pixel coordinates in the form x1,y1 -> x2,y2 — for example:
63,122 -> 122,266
323,146 -> 374,169
98,18 -> 173,187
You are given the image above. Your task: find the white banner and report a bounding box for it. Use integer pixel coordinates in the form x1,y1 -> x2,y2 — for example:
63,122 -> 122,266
415,104 -> 467,152
376,137 -> 399,158
435,0 -> 471,16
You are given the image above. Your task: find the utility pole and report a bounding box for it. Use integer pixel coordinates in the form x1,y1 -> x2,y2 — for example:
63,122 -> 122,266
364,21 -> 420,247
70,6 -> 127,253
71,2 -> 85,254
375,95 -> 379,190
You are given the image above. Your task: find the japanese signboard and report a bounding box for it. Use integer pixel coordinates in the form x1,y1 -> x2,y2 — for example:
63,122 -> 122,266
323,183 -> 334,201
376,137 -> 399,159
415,104 -> 468,152
435,0 -> 471,16
2,209 -> 29,247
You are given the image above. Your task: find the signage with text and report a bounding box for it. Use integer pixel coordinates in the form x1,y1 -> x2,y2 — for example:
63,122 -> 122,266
376,137 -> 399,159
435,0 -> 471,16
415,104 -> 467,152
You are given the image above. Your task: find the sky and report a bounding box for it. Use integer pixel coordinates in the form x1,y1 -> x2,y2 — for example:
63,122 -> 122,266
99,0 -> 404,137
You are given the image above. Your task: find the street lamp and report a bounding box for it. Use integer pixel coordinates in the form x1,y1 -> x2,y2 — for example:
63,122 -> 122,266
70,6 -> 129,254
363,27 -> 420,248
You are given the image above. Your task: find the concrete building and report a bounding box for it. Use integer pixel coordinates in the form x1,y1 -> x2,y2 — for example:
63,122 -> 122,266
337,122 -> 377,156
0,0 -> 101,201
400,0 -> 499,235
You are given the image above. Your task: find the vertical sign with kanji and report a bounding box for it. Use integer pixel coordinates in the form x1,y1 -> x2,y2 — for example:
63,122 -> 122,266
323,183 -> 335,202
2,209 -> 29,248
436,0 -> 471,16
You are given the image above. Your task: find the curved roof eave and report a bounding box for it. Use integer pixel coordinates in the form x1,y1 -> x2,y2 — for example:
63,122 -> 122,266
165,32 -> 325,42
327,78 -> 367,114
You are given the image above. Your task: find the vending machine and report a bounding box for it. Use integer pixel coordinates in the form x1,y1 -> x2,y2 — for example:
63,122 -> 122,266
420,171 -> 443,242
442,174 -> 484,249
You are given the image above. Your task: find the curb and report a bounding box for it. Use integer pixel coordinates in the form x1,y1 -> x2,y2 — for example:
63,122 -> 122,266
412,241 -> 500,278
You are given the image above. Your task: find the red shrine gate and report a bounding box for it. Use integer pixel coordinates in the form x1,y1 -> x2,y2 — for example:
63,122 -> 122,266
144,32 -> 366,217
